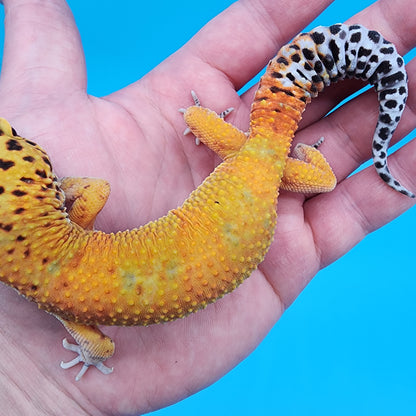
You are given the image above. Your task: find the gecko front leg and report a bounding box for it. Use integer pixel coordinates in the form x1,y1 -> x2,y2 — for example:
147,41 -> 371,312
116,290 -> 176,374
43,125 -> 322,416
58,318 -> 115,381
57,177 -> 114,380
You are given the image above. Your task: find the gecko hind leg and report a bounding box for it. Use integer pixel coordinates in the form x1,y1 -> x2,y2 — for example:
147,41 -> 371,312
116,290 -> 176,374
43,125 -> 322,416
179,91 -> 234,145
60,177 -> 110,230
181,93 -> 336,193
280,138 -> 336,193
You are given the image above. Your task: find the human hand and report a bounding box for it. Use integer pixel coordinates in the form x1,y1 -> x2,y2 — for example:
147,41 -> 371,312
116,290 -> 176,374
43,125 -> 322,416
0,0 -> 415,415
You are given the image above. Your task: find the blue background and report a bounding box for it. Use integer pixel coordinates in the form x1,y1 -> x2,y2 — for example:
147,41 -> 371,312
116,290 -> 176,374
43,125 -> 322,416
1,1 -> 415,414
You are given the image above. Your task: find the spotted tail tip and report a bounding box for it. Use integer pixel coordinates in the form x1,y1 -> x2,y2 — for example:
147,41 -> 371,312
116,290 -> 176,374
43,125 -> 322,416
377,166 -> 415,198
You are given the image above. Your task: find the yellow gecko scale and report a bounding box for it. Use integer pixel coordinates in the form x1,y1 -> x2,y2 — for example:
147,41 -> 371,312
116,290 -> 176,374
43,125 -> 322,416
0,24 -> 413,380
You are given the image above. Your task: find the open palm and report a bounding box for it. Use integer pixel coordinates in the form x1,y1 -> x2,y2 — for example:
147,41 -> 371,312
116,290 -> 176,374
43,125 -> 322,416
0,0 -> 415,415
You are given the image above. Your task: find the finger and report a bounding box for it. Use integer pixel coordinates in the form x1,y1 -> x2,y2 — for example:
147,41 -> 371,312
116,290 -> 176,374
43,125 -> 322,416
110,0 -> 333,116
175,0 -> 333,89
0,0 -> 86,95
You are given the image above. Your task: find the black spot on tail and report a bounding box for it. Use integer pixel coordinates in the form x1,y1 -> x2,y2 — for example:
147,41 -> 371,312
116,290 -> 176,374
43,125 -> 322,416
302,48 -> 316,61
311,31 -> 325,45
270,86 -> 295,97
350,32 -> 362,43
368,30 -> 381,43
328,39 -> 340,63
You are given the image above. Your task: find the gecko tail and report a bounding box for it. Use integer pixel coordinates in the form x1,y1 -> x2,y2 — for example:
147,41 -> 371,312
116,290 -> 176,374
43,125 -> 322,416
262,24 -> 414,197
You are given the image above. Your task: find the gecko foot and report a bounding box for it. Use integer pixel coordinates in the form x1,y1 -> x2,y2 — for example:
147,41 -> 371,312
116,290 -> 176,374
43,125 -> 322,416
60,338 -> 114,381
179,91 -> 234,144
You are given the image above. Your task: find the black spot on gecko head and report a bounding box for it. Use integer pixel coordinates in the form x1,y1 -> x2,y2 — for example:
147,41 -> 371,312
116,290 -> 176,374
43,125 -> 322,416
24,139 -> 38,147
0,159 -> 15,170
12,189 -> 27,197
20,177 -> 34,184
35,169 -> 47,179
42,156 -> 52,170
6,139 -> 23,151
0,222 -> 13,232
22,155 -> 35,163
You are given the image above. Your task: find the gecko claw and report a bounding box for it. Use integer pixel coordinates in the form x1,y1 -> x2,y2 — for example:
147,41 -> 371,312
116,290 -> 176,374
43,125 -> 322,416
190,90 -> 200,106
312,137 -> 325,149
183,127 -> 192,136
219,107 -> 234,119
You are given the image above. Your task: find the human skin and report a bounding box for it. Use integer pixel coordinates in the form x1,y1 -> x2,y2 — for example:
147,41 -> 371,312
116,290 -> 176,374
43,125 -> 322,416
0,0 -> 415,415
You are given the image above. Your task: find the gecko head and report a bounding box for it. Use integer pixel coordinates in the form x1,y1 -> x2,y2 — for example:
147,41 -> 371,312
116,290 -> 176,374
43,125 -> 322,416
0,117 -> 56,182
0,117 -> 64,209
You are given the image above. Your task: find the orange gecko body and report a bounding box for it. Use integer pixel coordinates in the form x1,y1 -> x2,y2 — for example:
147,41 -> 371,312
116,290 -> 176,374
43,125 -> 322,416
0,24 -> 411,380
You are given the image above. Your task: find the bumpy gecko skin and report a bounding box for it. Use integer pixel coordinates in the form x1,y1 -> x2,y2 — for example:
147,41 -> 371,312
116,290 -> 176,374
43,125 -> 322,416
0,24 -> 413,380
